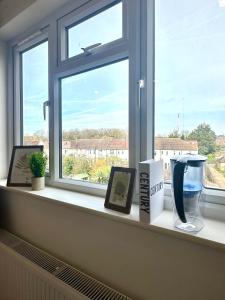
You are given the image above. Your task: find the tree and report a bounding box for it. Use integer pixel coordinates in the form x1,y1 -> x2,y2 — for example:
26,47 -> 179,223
62,128 -> 127,140
180,130 -> 190,140
33,130 -> 48,141
188,123 -> 216,155
168,129 -> 190,139
168,129 -> 180,138
73,155 -> 92,176
63,156 -> 74,176
90,159 -> 111,184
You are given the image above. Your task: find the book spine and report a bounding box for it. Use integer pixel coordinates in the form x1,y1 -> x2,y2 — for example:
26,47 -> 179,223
139,162 -> 150,224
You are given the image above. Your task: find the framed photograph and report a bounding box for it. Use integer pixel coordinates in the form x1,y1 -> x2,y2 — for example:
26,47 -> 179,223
7,145 -> 43,187
104,167 -> 136,214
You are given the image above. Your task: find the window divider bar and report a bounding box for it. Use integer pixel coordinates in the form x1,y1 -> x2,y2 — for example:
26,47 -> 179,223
140,0 -> 154,161
48,21 -> 59,181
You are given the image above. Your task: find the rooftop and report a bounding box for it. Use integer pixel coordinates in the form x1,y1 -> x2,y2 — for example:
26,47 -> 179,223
64,139 -> 128,150
155,137 -> 198,151
216,137 -> 225,146
24,137 -> 198,151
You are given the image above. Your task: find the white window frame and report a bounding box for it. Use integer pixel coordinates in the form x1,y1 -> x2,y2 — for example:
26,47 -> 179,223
13,29 -> 49,146
9,0 -> 225,214
58,0 -> 127,63
146,0 -> 225,214
11,0 -> 141,198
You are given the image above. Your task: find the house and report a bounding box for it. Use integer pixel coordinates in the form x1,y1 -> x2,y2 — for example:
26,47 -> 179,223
62,139 -> 129,160
154,137 -> 198,173
0,1 -> 225,300
216,136 -> 225,151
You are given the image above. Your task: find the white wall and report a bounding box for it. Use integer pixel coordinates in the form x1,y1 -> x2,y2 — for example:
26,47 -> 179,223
0,41 -> 8,178
0,0 -> 72,40
1,1 -> 225,299
0,189 -> 225,300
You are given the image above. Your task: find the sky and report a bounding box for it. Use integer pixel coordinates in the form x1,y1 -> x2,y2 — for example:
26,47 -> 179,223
22,2 -> 126,137
61,60 -> 128,131
23,0 -> 225,138
155,0 -> 225,136
23,41 -> 48,136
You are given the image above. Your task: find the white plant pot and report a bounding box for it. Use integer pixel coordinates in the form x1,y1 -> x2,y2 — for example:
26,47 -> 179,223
31,177 -> 45,191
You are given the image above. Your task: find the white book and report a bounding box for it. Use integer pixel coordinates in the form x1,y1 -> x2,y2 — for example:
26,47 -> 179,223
139,159 -> 164,224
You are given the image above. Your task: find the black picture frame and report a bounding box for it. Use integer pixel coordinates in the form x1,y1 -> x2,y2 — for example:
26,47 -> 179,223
7,145 -> 43,187
104,166 -> 136,214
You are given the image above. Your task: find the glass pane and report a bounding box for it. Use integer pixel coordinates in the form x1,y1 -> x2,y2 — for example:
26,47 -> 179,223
22,41 -> 49,169
155,0 -> 225,189
68,2 -> 122,58
61,60 -> 128,184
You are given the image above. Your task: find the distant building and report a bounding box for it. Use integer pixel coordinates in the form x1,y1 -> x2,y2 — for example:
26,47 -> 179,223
216,136 -> 225,151
24,138 -> 49,156
62,138 -> 128,160
154,137 -> 198,178
24,136 -> 198,172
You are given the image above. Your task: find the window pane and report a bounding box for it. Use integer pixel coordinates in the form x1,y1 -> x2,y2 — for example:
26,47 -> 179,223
68,2 -> 122,58
155,0 -> 225,189
22,41 -> 49,168
61,60 -> 128,184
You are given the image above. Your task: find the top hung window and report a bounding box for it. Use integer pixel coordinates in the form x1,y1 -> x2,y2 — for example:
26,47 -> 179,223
66,1 -> 122,58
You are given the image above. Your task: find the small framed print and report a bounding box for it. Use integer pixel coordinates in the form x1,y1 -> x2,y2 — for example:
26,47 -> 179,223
7,145 -> 43,187
104,167 -> 136,214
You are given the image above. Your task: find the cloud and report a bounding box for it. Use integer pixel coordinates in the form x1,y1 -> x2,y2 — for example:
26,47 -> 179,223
62,89 -> 127,106
62,109 -> 128,130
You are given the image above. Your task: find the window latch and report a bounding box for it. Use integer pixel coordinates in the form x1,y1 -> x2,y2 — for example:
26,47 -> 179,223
43,100 -> 50,121
138,79 -> 145,109
81,43 -> 102,56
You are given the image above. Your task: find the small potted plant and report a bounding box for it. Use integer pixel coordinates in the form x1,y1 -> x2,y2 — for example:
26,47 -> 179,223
29,151 -> 47,190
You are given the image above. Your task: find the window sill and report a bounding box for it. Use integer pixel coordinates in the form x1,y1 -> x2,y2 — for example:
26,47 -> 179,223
1,179 -> 225,252
0,179 -> 138,222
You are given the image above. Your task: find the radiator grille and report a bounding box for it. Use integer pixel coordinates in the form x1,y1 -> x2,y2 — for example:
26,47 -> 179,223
56,267 -> 129,300
0,229 -> 21,248
0,230 -> 132,300
14,242 -> 64,274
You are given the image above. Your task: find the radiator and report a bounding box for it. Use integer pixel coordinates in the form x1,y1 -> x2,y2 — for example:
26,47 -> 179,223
0,229 -> 132,300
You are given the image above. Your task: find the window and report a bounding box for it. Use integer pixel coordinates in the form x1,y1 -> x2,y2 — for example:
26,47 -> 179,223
22,41 -> 49,168
59,1 -> 125,62
12,0 -> 139,196
10,0 -> 225,207
61,60 -> 128,184
67,2 -> 122,58
155,0 -> 225,190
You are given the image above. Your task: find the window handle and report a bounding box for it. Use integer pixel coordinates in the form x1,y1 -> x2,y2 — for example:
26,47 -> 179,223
138,79 -> 145,109
81,43 -> 102,55
43,100 -> 50,120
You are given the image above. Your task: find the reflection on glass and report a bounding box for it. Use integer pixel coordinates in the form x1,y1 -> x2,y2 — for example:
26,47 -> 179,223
22,41 -> 49,169
61,60 -> 128,184
68,2 -> 122,58
155,0 -> 225,189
